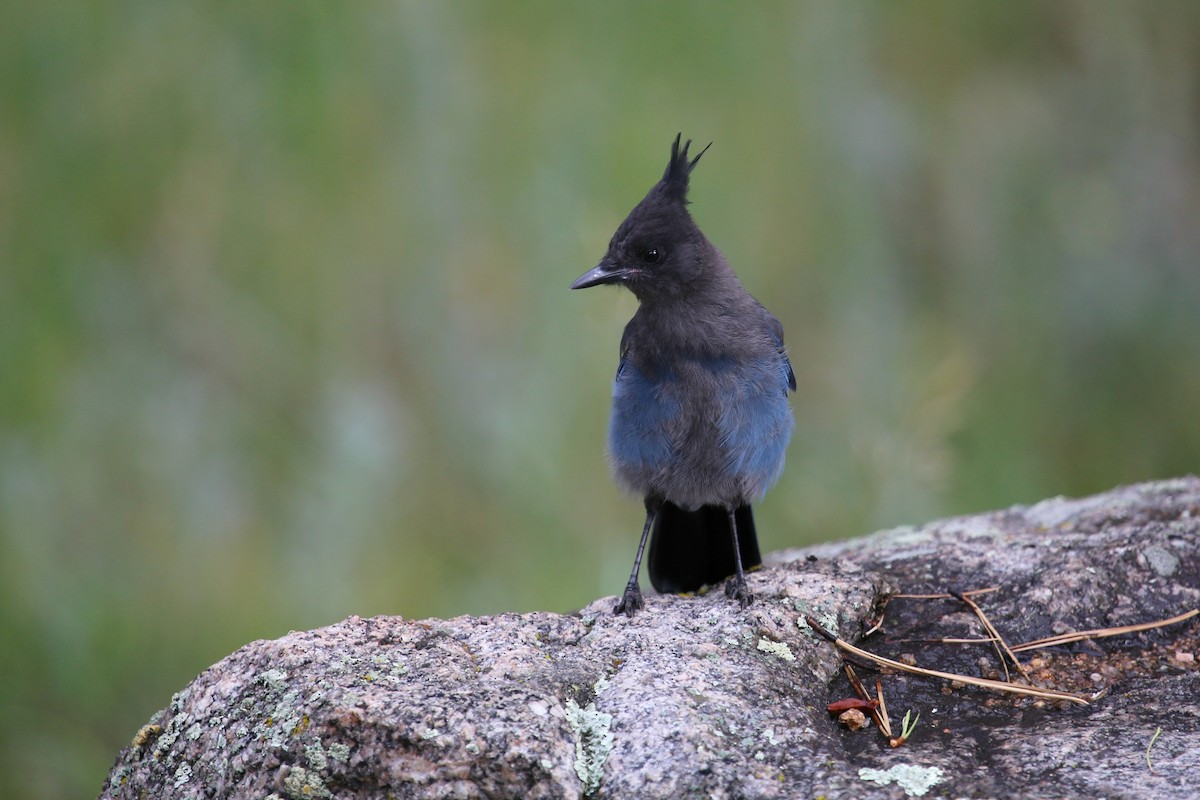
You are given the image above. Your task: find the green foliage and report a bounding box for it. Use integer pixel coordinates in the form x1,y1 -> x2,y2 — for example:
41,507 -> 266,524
2,2 -> 1199,797
901,709 -> 920,742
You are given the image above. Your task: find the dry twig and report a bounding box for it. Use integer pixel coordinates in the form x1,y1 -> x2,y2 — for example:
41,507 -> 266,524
889,587 -> 999,600
842,664 -> 891,738
952,590 -> 1033,683
806,616 -> 1091,706
1011,609 -> 1199,652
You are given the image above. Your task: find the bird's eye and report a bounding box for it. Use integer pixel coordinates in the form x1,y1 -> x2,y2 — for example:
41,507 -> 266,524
642,248 -> 663,264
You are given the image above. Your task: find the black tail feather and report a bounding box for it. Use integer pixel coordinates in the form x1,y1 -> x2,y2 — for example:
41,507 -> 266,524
646,502 -> 762,594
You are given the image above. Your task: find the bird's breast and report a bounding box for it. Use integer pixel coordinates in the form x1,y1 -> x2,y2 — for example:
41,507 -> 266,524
606,351 -> 792,505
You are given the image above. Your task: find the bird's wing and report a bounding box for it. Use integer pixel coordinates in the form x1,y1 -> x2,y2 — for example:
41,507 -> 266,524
766,313 -> 796,394
616,325 -> 633,380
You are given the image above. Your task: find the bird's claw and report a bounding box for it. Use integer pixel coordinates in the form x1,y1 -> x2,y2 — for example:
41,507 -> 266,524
614,584 -> 645,617
725,576 -> 753,609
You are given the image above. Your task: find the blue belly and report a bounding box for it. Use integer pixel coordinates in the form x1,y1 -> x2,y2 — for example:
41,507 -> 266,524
607,355 -> 792,503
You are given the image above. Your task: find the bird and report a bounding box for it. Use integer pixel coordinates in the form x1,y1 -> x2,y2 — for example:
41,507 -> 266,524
571,133 -> 795,616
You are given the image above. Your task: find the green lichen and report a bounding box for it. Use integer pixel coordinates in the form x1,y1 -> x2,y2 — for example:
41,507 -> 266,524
757,638 -> 795,661
282,766 -> 332,799
257,668 -> 290,691
564,680 -> 614,797
107,765 -> 131,792
305,741 -> 327,770
327,742 -> 351,762
796,606 -> 839,639
858,764 -> 944,797
153,711 -> 191,762
172,762 -> 192,788
169,688 -> 193,714
260,699 -> 304,749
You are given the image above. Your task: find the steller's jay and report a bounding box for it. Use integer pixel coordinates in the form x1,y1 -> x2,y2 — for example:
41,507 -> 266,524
571,134 -> 795,616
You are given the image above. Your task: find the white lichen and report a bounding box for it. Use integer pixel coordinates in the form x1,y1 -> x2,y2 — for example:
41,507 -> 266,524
172,762 -> 192,788
107,765 -> 131,791
797,611 -> 840,638
757,638 -> 795,661
281,766 -> 332,800
305,740 -> 327,770
257,668 -> 289,691
858,764 -> 945,797
564,694 -> 614,795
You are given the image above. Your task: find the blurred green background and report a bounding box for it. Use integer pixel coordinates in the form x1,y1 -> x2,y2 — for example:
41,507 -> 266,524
2,1 -> 1199,797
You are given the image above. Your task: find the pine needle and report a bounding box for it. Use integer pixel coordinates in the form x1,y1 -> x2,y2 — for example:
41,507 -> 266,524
1012,609 -> 1198,652
805,616 -> 1091,706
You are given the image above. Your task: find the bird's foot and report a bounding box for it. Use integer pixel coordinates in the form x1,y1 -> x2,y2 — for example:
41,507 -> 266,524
724,575 -> 753,609
613,583 -> 645,617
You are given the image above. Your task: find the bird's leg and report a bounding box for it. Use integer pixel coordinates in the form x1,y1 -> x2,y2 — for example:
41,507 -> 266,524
614,496 -> 660,617
724,506 -> 753,608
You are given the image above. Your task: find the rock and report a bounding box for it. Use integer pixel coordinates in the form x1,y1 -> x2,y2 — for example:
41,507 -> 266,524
99,478 -> 1200,799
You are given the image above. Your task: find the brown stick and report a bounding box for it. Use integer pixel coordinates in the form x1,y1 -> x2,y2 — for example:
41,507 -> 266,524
1011,609 -> 1199,652
953,591 -> 1033,683
805,616 -> 1091,706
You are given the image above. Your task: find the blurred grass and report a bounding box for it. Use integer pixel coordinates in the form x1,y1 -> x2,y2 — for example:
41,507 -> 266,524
1,2 -> 1199,797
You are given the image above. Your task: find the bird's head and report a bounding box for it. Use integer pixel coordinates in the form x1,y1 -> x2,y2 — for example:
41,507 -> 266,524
571,133 -> 715,302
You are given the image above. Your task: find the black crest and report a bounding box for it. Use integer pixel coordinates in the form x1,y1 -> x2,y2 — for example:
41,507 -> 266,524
661,133 -> 712,201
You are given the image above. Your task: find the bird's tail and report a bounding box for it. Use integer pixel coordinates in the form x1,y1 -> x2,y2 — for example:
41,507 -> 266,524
646,502 -> 762,594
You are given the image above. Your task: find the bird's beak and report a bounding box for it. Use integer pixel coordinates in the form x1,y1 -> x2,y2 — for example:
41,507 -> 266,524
570,257 -> 631,290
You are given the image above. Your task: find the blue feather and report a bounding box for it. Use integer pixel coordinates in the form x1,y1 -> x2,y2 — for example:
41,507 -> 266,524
607,358 -> 679,475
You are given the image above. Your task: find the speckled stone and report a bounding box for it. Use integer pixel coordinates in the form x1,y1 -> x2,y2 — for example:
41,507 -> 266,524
101,477 -> 1200,800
